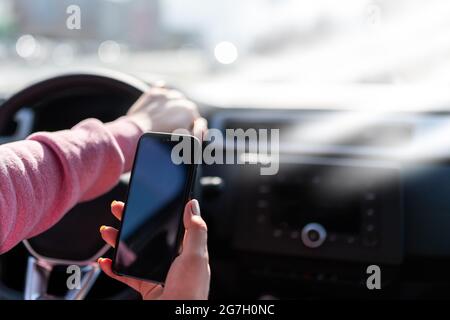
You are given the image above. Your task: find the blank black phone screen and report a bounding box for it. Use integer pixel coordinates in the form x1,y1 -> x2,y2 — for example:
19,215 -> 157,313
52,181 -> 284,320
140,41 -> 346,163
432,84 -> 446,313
113,133 -> 195,283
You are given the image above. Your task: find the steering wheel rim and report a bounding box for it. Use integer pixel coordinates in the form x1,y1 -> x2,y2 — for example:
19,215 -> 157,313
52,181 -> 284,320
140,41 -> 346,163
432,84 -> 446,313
0,68 -> 149,134
0,69 -> 150,299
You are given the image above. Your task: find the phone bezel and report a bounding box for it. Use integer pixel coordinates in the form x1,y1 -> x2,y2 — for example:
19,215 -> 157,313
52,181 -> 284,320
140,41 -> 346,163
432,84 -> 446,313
111,131 -> 200,285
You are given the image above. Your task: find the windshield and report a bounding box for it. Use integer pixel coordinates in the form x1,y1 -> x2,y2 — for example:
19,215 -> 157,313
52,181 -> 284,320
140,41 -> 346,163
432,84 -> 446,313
0,0 -> 449,90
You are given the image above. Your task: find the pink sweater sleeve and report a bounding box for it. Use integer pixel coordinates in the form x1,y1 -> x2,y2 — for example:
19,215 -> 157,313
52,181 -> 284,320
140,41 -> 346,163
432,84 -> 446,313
0,117 -> 143,254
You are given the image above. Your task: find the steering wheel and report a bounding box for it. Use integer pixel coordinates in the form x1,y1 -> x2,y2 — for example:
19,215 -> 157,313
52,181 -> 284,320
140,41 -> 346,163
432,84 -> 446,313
0,70 -> 150,299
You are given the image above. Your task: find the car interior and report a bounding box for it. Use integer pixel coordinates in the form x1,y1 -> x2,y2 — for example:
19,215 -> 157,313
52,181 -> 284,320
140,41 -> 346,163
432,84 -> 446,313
2,0 -> 450,300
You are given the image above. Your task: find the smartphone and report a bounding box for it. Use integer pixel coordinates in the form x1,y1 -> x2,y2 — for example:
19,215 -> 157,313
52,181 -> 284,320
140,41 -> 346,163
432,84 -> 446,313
112,132 -> 200,284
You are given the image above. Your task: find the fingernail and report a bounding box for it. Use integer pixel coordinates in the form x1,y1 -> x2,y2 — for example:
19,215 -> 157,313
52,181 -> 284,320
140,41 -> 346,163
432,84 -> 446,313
191,199 -> 201,216
99,225 -> 107,232
111,200 -> 117,207
97,258 -> 103,263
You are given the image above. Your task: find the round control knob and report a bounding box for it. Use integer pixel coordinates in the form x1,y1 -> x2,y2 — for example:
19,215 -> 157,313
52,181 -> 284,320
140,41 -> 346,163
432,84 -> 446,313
301,223 -> 327,248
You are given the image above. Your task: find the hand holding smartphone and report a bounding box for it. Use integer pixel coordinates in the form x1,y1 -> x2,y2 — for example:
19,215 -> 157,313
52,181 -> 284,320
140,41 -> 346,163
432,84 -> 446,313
112,132 -> 200,284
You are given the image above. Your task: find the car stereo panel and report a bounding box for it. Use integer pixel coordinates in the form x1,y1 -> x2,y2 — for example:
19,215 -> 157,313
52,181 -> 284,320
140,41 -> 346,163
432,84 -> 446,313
232,157 -> 404,265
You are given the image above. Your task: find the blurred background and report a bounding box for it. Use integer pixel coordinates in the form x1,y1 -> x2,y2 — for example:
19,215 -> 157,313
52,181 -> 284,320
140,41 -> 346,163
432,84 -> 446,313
0,0 -> 450,98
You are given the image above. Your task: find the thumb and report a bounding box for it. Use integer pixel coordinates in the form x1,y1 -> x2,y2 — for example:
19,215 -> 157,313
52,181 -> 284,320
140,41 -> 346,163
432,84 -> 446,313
182,200 -> 208,257
193,117 -> 208,143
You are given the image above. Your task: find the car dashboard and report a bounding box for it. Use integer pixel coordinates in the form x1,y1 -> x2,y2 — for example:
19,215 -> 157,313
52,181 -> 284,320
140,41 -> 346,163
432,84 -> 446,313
201,108 -> 450,299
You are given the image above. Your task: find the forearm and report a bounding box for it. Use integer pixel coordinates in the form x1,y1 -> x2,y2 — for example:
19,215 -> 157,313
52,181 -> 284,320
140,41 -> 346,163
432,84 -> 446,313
0,117 -> 143,253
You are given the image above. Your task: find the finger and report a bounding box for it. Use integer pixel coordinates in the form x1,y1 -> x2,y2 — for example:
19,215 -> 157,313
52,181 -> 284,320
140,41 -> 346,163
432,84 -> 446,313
139,89 -> 177,115
98,258 -> 145,292
111,200 -> 124,220
127,92 -> 153,114
193,117 -> 208,143
182,200 -> 208,257
146,87 -> 183,100
127,87 -> 169,114
99,225 -> 118,248
142,283 -> 164,300
166,89 -> 185,100
153,80 -> 167,88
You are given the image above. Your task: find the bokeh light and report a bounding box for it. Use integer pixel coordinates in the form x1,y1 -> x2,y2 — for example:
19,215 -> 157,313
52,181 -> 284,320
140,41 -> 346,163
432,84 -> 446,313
98,40 -> 121,63
214,41 -> 238,65
16,35 -> 38,59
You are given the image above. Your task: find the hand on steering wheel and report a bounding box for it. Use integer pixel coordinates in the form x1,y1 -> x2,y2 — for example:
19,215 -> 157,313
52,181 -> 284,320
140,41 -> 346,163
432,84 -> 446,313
98,200 -> 210,300
126,86 -> 208,141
